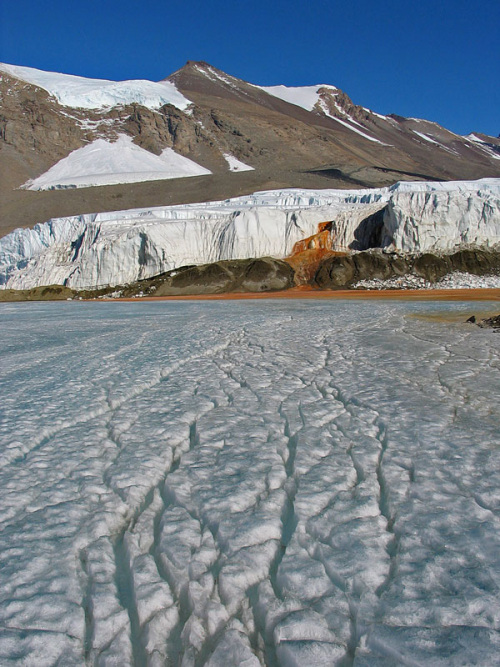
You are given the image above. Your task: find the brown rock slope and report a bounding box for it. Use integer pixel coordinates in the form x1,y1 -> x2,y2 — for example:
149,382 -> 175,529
1,60 -> 499,238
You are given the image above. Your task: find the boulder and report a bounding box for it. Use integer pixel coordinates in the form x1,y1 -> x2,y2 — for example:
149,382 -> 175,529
412,254 -> 451,282
314,255 -> 356,287
467,314 -> 500,330
449,249 -> 500,275
147,257 -> 295,296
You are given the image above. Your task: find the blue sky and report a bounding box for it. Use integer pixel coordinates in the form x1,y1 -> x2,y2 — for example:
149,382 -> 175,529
1,0 -> 498,136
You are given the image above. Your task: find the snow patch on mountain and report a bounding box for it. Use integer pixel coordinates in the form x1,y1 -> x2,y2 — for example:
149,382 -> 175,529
466,133 -> 484,143
413,130 -> 440,145
327,112 -> 388,144
223,153 -> 254,172
465,134 -> 500,161
193,64 -> 236,89
259,84 -> 338,111
22,135 -> 212,190
1,179 -> 499,290
261,84 -> 388,145
0,62 -> 191,111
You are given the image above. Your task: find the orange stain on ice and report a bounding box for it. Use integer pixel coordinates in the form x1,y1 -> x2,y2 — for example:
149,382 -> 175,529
285,220 -> 348,284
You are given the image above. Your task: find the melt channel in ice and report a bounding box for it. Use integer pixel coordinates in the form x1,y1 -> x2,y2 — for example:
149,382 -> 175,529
1,299 -> 499,666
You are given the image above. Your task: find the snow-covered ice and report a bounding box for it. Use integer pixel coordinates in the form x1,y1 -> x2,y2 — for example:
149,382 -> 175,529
0,62 -> 191,111
22,135 -> 212,190
1,299 -> 499,666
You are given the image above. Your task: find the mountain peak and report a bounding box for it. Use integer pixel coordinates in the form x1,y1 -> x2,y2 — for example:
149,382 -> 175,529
185,60 -> 212,68
2,59 -> 500,240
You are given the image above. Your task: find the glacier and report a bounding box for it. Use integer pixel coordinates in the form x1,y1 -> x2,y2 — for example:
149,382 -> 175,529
0,62 -> 192,111
1,179 -> 499,290
1,299 -> 499,665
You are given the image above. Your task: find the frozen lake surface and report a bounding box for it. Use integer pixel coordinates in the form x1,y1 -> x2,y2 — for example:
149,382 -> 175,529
1,300 -> 499,666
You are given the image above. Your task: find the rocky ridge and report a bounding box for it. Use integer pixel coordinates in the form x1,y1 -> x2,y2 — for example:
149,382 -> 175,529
1,61 -> 500,238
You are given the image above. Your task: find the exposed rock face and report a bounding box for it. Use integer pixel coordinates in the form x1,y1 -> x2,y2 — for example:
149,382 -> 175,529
2,60 -> 500,238
314,251 -> 410,287
0,285 -> 76,301
314,248 -> 500,288
127,257 -> 295,296
412,253 -> 452,282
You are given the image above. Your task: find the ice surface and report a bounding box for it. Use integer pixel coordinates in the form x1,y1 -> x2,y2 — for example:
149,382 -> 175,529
22,135 -> 212,190
2,179 -> 499,290
0,62 -> 191,111
1,299 -> 499,665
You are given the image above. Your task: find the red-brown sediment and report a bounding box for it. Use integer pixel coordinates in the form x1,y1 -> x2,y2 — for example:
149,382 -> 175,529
113,287 -> 500,303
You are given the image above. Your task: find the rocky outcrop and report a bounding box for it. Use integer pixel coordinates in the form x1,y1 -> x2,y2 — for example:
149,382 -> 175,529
314,248 -> 500,288
467,314 -> 500,330
0,284 -> 77,301
0,257 -> 295,300
315,251 -> 405,287
124,257 -> 295,296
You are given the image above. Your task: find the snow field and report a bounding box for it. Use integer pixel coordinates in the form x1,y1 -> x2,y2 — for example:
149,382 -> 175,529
223,153 -> 255,172
0,62 -> 191,111
259,84 -> 338,112
23,135 -> 212,190
1,300 -> 499,665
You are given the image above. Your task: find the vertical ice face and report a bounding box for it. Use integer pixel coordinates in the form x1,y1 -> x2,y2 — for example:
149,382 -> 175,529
0,179 -> 499,290
382,185 -> 500,252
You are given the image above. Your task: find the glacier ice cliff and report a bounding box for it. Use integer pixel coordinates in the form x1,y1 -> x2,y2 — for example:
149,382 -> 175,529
1,179 -> 499,290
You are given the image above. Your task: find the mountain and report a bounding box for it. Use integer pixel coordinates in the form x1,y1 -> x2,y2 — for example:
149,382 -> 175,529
1,60 -> 499,239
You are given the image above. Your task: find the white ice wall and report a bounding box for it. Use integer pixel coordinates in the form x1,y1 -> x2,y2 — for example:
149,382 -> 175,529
1,179 -> 499,290
382,185 -> 500,252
